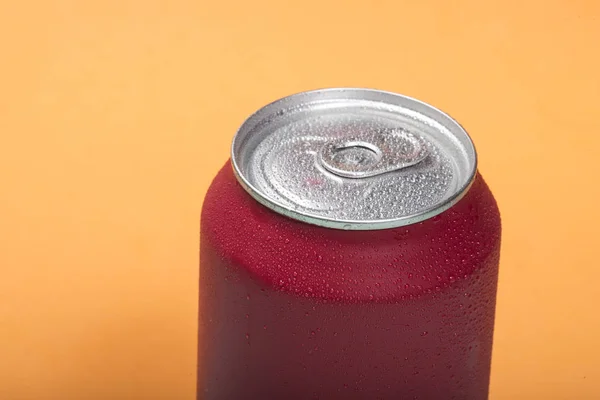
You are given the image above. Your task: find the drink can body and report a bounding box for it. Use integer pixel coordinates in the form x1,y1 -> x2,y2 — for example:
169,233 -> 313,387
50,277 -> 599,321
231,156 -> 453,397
198,89 -> 501,399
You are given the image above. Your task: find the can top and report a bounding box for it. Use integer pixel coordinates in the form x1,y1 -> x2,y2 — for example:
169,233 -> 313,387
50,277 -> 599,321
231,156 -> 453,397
231,88 -> 477,230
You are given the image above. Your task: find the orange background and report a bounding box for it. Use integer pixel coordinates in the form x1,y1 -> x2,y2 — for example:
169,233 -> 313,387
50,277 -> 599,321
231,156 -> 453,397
1,1 -> 599,399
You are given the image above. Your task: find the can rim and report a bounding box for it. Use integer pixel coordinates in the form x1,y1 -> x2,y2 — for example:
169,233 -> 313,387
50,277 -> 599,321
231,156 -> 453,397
231,87 -> 477,230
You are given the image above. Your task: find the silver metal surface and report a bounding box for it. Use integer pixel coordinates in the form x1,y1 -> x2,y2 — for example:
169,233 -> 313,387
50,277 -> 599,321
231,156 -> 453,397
231,88 -> 477,230
317,128 -> 428,179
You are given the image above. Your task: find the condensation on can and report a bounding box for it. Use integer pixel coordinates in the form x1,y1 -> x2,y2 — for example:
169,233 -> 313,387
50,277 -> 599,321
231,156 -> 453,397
231,88 -> 477,230
198,88 -> 501,400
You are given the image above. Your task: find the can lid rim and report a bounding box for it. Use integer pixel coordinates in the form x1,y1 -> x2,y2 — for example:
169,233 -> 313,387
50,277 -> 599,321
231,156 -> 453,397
231,88 -> 477,230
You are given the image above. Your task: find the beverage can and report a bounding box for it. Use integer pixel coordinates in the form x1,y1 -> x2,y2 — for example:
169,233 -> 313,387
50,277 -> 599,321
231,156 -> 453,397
199,88 -> 501,399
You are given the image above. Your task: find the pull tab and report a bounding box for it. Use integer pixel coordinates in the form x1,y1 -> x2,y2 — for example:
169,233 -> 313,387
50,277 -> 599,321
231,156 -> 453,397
317,128 -> 428,179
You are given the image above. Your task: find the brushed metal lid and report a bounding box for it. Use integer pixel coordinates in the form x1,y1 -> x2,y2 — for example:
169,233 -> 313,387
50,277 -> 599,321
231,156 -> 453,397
231,88 -> 477,230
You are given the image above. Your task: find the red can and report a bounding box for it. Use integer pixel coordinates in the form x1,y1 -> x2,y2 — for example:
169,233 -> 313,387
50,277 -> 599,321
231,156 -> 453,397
198,89 -> 501,399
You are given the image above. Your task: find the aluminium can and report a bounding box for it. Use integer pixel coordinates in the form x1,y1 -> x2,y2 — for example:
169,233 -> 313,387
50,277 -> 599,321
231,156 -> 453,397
198,88 -> 501,399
